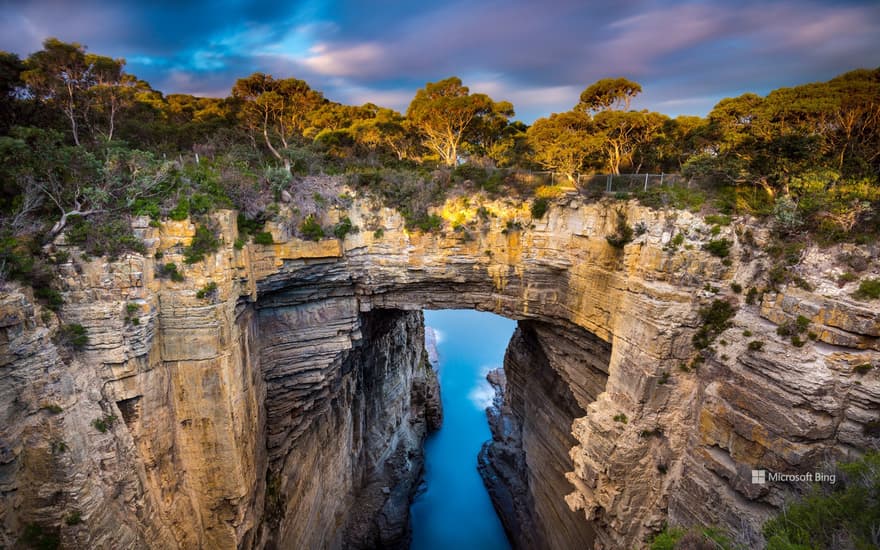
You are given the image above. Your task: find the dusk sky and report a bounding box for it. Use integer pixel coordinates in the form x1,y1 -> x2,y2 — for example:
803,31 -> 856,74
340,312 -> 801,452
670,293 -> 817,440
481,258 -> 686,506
1,0 -> 878,122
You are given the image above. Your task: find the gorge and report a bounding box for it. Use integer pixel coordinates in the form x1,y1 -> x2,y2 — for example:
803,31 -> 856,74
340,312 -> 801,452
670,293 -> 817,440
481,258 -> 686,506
1,189 -> 879,549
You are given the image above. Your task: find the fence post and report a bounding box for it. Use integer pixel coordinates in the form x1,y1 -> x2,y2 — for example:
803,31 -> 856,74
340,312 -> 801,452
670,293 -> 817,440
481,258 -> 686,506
660,172 -> 664,186
644,173 -> 648,191
606,174 -> 611,193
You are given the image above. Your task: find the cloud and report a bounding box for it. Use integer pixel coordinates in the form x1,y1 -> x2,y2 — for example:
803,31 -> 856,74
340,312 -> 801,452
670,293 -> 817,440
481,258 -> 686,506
1,0 -> 878,120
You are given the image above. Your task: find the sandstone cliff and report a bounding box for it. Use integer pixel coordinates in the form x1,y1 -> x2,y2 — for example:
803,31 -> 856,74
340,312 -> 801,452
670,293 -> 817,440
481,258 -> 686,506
1,187 -> 878,548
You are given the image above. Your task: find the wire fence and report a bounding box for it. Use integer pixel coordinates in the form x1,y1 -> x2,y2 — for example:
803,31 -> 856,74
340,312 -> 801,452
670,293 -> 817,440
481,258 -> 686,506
510,170 -> 685,193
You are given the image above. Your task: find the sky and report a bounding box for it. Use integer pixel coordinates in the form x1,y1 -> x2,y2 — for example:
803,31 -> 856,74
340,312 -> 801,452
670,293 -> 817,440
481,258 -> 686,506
1,0 -> 878,122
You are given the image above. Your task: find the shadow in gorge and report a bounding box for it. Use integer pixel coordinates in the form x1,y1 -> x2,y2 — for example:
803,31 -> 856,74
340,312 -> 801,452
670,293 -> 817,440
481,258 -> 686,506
409,309 -> 514,550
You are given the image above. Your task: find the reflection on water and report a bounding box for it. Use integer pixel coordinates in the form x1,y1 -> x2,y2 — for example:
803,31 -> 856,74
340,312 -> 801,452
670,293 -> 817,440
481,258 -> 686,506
409,309 -> 514,550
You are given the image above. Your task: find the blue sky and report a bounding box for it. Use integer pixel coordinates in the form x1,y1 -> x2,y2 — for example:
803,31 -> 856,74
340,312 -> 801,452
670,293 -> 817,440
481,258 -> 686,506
1,0 -> 878,122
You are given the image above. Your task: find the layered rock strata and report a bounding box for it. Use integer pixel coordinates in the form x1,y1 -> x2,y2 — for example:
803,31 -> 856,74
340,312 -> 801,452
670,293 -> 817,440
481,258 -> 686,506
1,191 -> 878,549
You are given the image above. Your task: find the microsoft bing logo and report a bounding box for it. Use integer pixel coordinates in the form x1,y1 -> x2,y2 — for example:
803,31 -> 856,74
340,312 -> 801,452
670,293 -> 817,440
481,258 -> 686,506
751,470 -> 766,484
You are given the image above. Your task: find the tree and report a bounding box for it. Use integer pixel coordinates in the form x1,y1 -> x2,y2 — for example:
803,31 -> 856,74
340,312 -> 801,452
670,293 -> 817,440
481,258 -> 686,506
350,106 -> 419,161
22,38 -> 91,145
0,51 -> 24,133
577,77 -> 642,114
84,53 -> 129,141
526,111 -> 597,181
593,110 -> 661,174
406,77 -> 497,166
462,100 -> 515,165
232,73 -> 324,169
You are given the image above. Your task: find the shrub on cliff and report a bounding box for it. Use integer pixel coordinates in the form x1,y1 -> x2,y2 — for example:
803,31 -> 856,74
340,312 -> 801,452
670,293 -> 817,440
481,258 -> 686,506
854,278 -> 880,300
300,215 -> 324,240
59,323 -> 88,350
606,209 -> 634,249
183,224 -> 221,264
531,198 -> 549,219
763,451 -> 880,549
692,299 -> 736,349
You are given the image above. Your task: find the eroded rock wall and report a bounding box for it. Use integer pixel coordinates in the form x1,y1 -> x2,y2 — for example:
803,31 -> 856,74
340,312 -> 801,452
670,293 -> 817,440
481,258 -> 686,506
2,190 -> 878,549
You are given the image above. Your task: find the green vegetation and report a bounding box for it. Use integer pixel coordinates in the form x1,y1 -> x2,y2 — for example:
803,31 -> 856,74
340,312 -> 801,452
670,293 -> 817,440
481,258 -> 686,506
333,217 -> 355,239
183,224 -> 221,264
530,198 -> 549,219
253,231 -> 274,245
748,340 -> 765,351
853,363 -> 874,375
692,299 -> 736,349
157,262 -> 184,282
196,281 -> 218,300
650,525 -> 736,550
613,413 -> 628,424
64,511 -> 83,526
854,278 -> 880,300
92,414 -> 117,433
300,215 -> 324,241
606,209 -> 634,249
43,403 -> 63,414
763,451 -> 880,549
703,238 -> 732,258
59,323 -> 88,350
0,38 -> 876,306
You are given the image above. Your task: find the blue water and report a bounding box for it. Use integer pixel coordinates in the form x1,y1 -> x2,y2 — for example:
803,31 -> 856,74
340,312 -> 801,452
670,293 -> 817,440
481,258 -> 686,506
410,309 -> 515,550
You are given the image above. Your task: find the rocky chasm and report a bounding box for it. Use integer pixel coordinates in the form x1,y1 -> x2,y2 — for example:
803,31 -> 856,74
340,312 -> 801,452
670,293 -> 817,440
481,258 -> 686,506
1,193 -> 878,549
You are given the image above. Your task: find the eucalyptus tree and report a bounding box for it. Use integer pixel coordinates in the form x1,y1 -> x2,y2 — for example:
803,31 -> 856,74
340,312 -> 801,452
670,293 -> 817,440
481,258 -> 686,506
406,77 -> 505,166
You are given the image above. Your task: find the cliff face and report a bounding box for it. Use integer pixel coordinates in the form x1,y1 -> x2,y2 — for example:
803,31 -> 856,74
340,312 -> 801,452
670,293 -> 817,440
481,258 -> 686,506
1,190 -> 878,548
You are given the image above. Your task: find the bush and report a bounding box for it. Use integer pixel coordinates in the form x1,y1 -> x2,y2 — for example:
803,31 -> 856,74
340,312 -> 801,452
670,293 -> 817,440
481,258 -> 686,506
531,198 -> 549,219
692,300 -> 737,349
745,287 -> 759,305
613,413 -> 628,423
730,282 -> 742,294
606,209 -> 634,249
35,287 -> 64,311
650,525 -> 736,550
253,231 -> 274,245
60,323 -> 88,350
853,278 -> 880,300
300,215 -> 325,241
748,340 -> 764,351
408,213 -> 443,232
333,217 -> 355,239
92,414 -> 117,433
196,281 -> 218,300
703,238 -> 732,258
158,262 -> 185,282
763,451 -> 880,549
704,214 -> 732,226
65,511 -> 83,526
183,225 -> 221,264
